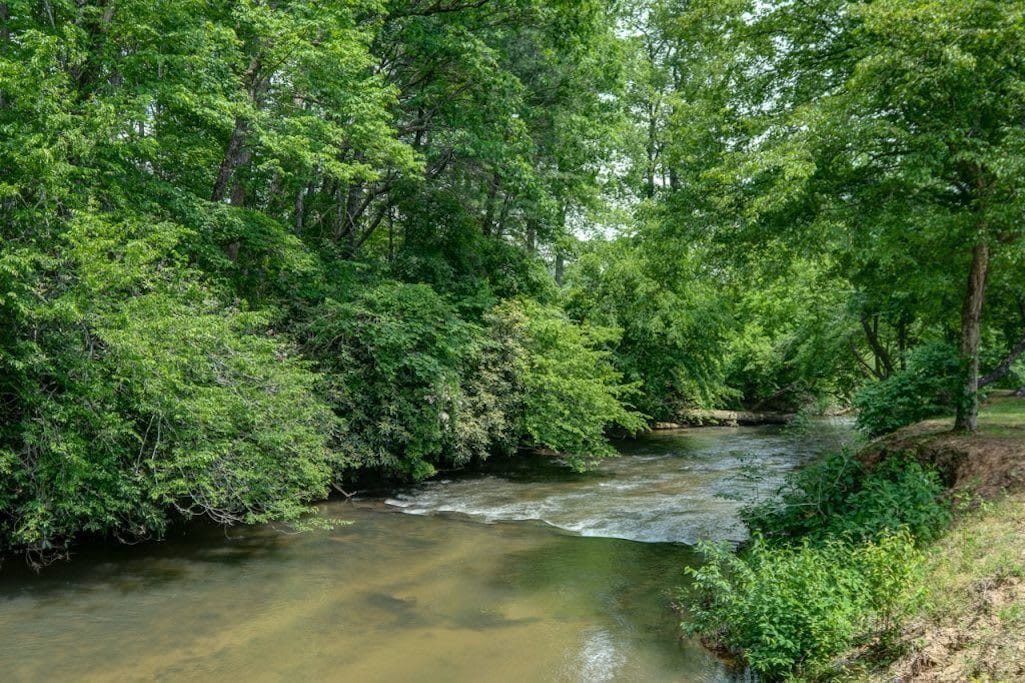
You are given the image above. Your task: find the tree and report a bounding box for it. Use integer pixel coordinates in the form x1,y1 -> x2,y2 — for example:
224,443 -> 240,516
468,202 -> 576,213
656,0 -> 1025,431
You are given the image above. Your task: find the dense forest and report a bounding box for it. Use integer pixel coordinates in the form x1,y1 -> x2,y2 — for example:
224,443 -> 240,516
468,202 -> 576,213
1,0 -> 1023,576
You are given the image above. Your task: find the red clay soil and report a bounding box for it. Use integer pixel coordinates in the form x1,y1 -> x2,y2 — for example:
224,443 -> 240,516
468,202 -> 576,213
860,400 -> 1025,499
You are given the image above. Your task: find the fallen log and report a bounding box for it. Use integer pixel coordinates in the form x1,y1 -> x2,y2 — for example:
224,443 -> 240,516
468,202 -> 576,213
653,409 -> 795,430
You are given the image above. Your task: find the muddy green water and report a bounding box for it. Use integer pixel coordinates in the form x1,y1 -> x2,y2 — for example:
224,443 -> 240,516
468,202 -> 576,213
0,422 -> 850,682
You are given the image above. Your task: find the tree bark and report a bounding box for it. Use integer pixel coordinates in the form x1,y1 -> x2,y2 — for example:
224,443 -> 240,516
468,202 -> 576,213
481,171 -> 501,236
645,99 -> 658,199
211,117 -> 249,202
861,313 -> 894,379
211,55 -> 261,203
954,241 -> 990,432
525,221 -> 537,253
978,332 -> 1025,390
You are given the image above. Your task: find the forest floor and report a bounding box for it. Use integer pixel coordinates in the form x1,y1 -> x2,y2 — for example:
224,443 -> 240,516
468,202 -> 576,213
859,394 -> 1025,682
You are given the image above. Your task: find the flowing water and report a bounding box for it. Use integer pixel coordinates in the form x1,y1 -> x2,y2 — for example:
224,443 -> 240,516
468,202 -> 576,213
0,421 -> 850,682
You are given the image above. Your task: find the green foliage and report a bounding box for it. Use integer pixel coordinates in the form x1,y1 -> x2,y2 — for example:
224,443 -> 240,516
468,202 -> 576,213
0,217 -> 336,563
5,0 -> 1019,572
304,288 -> 645,480
489,300 -> 646,469
855,343 -> 963,437
0,0 -> 641,562
392,202 -> 557,309
686,448 -> 949,677
743,452 -> 952,547
308,282 -> 490,481
643,0 -> 1025,429
684,531 -> 923,679
722,258 -> 862,412
564,239 -> 732,419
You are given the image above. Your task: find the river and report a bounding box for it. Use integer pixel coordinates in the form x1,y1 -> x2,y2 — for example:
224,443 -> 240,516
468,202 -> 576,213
0,421 -> 850,682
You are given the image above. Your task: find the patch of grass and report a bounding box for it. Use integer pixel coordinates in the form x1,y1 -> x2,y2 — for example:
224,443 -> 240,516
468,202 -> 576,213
868,493 -> 1025,681
924,495 -> 1025,618
976,396 -> 1025,435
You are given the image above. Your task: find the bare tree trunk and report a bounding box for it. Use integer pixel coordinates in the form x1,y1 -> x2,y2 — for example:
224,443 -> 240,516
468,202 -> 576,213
955,241 -> 990,432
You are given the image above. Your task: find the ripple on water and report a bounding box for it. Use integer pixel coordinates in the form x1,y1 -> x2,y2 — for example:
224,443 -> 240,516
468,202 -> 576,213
387,422 -> 852,545
574,629 -> 624,682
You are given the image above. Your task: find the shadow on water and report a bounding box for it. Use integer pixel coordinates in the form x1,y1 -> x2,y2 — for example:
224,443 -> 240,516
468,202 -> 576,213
0,519 -> 300,601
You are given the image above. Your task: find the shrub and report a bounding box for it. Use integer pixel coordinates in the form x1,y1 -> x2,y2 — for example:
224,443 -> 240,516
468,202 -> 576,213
685,450 -> 949,678
489,300 -> 647,470
0,217 -> 338,563
683,531 -> 923,679
742,451 -> 952,546
305,287 -> 648,482
854,342 -> 962,437
306,282 -> 490,481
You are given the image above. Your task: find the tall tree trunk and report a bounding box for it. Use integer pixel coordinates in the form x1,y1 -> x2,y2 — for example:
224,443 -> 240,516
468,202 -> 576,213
645,101 -> 658,199
211,117 -> 249,202
344,182 -> 362,253
954,241 -> 990,432
211,55 -> 261,202
481,172 -> 501,236
525,221 -> 537,253
861,313 -> 894,379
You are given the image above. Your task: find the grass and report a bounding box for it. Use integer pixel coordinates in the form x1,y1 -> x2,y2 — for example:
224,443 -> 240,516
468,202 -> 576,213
868,494 -> 1025,681
976,394 -> 1025,436
862,396 -> 1025,681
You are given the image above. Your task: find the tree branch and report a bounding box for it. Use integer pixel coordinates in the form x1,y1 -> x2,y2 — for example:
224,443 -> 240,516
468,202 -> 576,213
978,332 -> 1025,389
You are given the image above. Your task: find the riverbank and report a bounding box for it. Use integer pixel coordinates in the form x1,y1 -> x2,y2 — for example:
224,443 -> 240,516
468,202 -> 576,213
680,394 -> 1025,680
860,392 -> 1025,498
855,395 -> 1025,681
865,492 -> 1025,681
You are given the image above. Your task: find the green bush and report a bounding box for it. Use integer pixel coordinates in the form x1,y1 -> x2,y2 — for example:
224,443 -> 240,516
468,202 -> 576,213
742,451 -> 952,546
305,286 -> 646,482
684,531 -> 923,679
854,342 -> 962,437
685,451 -> 949,678
490,300 -> 647,470
0,217 -> 337,563
306,282 -> 493,481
